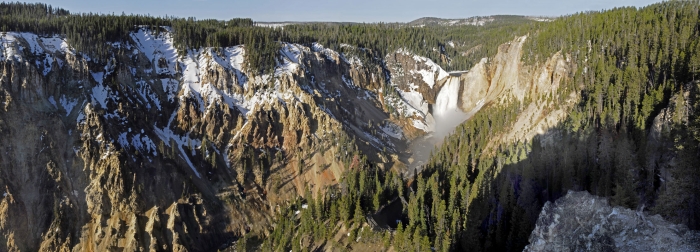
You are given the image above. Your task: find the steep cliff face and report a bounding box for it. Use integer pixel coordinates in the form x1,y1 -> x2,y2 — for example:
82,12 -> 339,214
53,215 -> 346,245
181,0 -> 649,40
0,31 -> 242,251
453,36 -> 577,154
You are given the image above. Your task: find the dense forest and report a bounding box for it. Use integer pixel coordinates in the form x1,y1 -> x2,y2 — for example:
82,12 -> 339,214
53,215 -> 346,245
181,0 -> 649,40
2,1 -> 700,251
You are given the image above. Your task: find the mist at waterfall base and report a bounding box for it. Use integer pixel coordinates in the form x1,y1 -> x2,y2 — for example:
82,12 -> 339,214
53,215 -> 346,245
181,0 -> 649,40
407,76 -> 480,175
406,108 -> 477,175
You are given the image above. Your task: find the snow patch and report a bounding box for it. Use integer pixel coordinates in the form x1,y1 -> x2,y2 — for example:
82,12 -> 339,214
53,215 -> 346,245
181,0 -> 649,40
0,33 -> 72,75
180,50 -> 205,112
18,33 -> 43,55
117,132 -> 129,149
153,125 -> 202,178
222,46 -> 247,86
0,33 -> 21,61
48,96 -> 57,109
280,43 -> 303,64
341,75 -> 355,88
60,96 -> 78,116
398,87 -> 430,117
131,133 -> 157,156
91,71 -> 104,85
311,43 -> 339,62
412,64 -> 448,89
130,28 -> 178,75
275,53 -> 299,77
413,119 -> 431,132
339,52 -> 363,67
161,78 -> 179,102
381,123 -> 404,139
182,49 -> 244,114
76,111 -> 86,124
395,48 -> 450,88
91,84 -> 111,109
39,36 -> 71,54
135,80 -> 161,110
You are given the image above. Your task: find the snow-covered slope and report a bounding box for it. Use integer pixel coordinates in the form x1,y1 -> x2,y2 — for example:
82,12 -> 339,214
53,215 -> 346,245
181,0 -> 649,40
0,32 -> 71,75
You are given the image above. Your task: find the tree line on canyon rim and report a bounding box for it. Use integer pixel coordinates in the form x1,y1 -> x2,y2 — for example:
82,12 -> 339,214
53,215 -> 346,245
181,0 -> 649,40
0,2 -> 536,75
2,1 -> 700,251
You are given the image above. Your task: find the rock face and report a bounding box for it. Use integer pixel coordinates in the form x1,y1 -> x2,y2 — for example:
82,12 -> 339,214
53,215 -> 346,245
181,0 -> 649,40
525,191 -> 700,252
0,28 -> 476,251
0,28 -> 579,251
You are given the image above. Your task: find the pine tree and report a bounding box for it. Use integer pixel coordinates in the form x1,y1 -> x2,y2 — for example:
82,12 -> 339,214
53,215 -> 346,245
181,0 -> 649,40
353,197 -> 364,225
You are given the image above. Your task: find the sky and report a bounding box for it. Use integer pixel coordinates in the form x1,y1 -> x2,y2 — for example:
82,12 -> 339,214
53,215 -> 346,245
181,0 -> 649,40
43,0 -> 662,23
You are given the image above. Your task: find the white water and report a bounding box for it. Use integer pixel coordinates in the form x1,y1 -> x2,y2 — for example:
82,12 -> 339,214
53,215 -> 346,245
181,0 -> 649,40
434,76 -> 461,117
407,75 -> 480,175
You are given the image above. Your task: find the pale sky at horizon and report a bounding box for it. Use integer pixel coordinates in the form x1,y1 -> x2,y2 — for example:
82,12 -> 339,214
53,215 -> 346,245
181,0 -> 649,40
40,0 -> 662,23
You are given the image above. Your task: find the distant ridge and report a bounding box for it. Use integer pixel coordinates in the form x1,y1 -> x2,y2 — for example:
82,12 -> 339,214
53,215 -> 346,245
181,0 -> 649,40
253,15 -> 553,28
254,21 -> 362,28
407,15 -> 553,27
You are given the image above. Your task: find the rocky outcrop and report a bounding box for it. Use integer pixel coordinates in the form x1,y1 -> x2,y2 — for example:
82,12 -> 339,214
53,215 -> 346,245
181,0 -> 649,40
525,191 -> 700,252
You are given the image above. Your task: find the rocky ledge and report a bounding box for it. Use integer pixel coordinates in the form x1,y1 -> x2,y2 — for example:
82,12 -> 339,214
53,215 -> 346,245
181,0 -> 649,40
525,191 -> 700,252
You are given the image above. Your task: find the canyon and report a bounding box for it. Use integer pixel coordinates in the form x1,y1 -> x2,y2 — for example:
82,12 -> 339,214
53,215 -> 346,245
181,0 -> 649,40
0,28 -> 573,251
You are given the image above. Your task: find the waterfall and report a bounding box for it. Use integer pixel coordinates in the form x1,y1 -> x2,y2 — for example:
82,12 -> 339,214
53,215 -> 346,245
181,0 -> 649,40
434,76 -> 461,117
